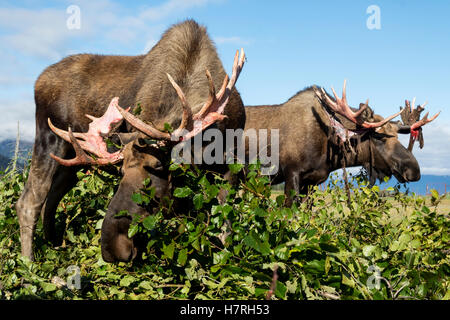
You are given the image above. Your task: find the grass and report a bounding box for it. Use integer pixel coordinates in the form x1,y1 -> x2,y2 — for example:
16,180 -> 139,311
270,189 -> 450,216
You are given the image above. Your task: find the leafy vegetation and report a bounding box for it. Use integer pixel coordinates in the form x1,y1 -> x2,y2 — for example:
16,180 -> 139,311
0,161 -> 448,300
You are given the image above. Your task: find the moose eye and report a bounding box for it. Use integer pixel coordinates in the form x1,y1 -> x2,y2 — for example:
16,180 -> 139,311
144,159 -> 164,173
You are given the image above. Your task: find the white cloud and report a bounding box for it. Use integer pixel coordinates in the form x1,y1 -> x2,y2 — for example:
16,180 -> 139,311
0,0 -> 226,142
0,0 -> 223,61
139,0 -> 219,21
0,97 -> 35,142
420,167 -> 450,175
404,123 -> 450,175
0,7 -> 74,61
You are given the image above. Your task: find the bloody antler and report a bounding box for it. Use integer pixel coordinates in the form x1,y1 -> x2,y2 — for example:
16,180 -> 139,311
115,48 -> 246,142
48,49 -> 246,166
48,97 -> 126,166
398,98 -> 440,151
313,80 -> 403,129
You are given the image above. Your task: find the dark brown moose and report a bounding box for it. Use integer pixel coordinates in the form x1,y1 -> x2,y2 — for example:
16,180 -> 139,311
16,20 -> 246,262
244,80 -> 439,206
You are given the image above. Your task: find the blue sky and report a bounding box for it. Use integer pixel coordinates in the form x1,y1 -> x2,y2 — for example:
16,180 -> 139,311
0,0 -> 449,174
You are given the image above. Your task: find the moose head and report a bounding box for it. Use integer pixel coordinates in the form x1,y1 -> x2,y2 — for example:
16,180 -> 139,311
48,50 -> 246,262
314,80 -> 440,185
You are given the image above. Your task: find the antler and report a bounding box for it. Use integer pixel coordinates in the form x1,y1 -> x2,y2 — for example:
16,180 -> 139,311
49,49 -> 245,167
115,48 -> 246,142
398,98 -> 440,151
313,80 -> 403,129
48,97 -> 126,166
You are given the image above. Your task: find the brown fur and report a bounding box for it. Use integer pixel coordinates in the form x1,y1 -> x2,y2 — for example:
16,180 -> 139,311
16,20 -> 245,261
244,87 -> 420,206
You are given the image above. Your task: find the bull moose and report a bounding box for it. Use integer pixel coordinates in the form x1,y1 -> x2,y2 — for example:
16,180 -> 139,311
16,20 -> 246,262
244,81 -> 439,206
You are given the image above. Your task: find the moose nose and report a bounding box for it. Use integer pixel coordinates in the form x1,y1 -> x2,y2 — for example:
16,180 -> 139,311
407,169 -> 421,182
404,164 -> 421,182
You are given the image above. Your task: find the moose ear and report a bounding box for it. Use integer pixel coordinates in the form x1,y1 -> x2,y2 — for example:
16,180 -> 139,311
358,103 -> 374,120
114,132 -> 140,145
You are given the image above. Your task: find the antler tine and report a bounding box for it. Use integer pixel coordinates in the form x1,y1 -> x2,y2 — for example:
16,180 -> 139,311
117,49 -> 246,143
314,86 -> 337,108
114,74 -> 197,142
203,70 -> 219,116
411,110 -> 440,131
406,100 -> 411,112
360,109 -> 404,129
227,48 -> 245,91
328,80 -> 368,121
115,105 -> 171,141
48,118 -> 111,156
397,98 -> 439,150
50,127 -> 123,166
341,79 -> 347,103
193,48 -> 245,121
215,48 -> 245,108
166,73 -> 194,134
48,98 -> 127,167
317,80 -> 402,129
194,70 -> 228,121
354,99 -> 368,118
401,99 -> 437,128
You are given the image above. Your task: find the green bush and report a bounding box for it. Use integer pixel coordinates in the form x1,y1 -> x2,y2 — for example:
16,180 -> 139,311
0,163 -> 448,300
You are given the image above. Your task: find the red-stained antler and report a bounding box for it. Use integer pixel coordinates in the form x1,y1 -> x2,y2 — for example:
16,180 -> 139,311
115,48 -> 246,142
49,49 -> 246,167
48,97 -> 127,166
313,80 -> 403,129
398,98 -> 440,151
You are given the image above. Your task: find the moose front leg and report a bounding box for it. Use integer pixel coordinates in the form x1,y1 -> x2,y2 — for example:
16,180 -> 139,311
284,169 -> 300,207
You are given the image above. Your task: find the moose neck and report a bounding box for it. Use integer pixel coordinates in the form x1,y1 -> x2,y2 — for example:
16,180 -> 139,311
328,133 -> 373,173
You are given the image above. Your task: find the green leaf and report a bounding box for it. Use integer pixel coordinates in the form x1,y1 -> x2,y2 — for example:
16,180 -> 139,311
362,245 -> 377,257
95,218 -> 104,230
169,162 -> 181,171
342,274 -> 355,288
177,248 -> 188,266
162,242 -> 175,260
114,210 -> 129,218
430,189 -> 439,200
398,233 -> 411,248
275,281 -> 287,299
228,163 -> 244,174
139,281 -> 153,290
120,275 -> 136,287
173,187 -> 193,198
131,192 -> 143,205
128,224 -> 139,238
193,193 -> 203,210
164,122 -> 173,133
143,215 -> 158,231
41,282 -> 57,292
304,259 -> 325,275
243,232 -> 271,256
133,104 -> 142,115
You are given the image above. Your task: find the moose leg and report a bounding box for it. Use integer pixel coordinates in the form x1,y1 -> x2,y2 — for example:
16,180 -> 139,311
284,169 -> 300,207
41,165 -> 78,246
15,134 -> 69,260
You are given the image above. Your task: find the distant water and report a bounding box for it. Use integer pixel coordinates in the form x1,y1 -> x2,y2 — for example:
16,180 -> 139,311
378,175 -> 450,196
